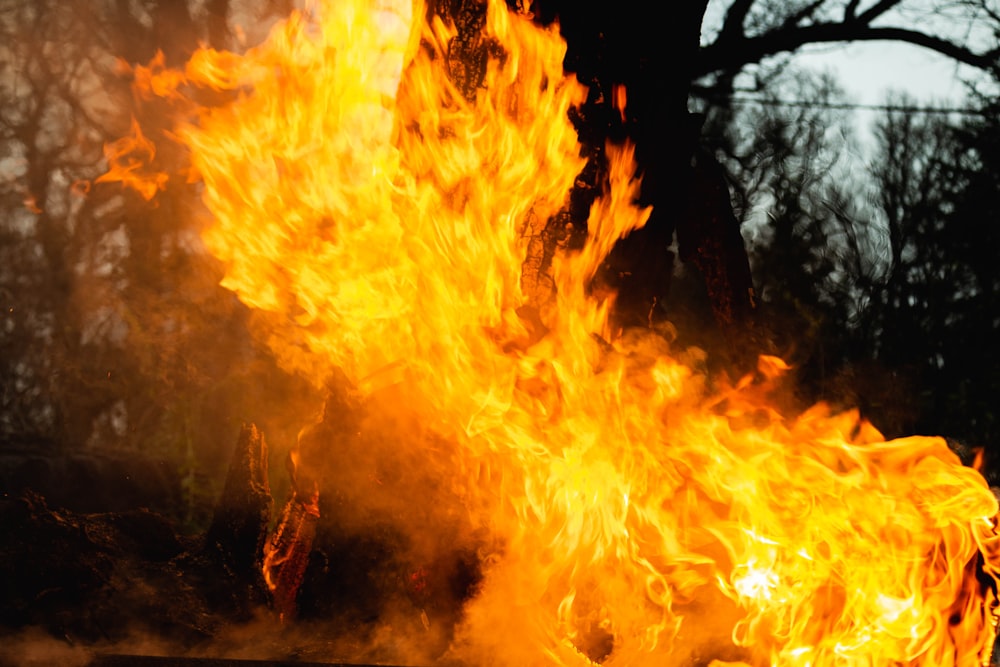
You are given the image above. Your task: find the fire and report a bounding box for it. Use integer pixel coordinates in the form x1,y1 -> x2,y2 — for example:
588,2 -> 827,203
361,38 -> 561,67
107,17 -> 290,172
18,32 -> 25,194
103,0 -> 1000,665
96,116 -> 168,201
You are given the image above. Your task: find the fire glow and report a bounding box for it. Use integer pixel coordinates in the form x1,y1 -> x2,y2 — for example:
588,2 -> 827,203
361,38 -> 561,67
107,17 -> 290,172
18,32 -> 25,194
102,0 -> 1000,664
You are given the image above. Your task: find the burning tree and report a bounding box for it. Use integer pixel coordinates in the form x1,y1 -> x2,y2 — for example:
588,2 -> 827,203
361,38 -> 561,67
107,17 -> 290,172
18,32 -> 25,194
86,0 -> 1000,665
4,0 -> 1000,665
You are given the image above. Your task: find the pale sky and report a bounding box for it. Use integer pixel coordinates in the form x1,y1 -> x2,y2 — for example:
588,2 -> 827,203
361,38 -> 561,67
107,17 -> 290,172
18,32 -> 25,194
699,1 -> 989,108
793,40 -> 978,106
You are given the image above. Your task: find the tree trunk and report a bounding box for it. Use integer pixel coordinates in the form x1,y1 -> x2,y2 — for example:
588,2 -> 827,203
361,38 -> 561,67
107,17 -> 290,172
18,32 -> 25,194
532,2 -> 758,349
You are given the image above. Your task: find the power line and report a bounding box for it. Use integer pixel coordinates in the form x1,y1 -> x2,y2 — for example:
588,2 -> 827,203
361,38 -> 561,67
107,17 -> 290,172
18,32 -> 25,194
702,95 -> 989,116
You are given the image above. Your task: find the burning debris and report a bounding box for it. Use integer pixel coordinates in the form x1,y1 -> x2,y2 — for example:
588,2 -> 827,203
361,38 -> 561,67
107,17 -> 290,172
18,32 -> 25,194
264,479 -> 320,622
63,0 -> 1000,665
0,422 -> 478,666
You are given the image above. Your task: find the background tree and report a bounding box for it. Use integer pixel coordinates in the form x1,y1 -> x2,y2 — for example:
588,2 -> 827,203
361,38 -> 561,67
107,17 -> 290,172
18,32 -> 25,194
698,0 -> 999,86
689,70 -> 873,373
858,89 -> 1000,447
694,54 -> 1000,457
0,0 -> 309,524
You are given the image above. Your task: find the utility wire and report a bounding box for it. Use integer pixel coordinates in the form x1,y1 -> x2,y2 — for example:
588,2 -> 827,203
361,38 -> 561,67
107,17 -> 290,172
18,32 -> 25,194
702,95 -> 990,116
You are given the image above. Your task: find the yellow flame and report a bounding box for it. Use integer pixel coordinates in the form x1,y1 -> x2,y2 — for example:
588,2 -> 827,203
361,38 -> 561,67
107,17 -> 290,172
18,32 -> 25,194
108,0 -> 1000,664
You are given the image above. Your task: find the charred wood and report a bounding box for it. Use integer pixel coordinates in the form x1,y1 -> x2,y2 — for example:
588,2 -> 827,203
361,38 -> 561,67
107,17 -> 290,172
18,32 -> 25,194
262,482 -> 319,622
204,423 -> 273,616
0,415 -> 481,664
429,1 -> 760,358
263,373 -> 363,622
0,492 -> 212,648
678,145 -> 760,356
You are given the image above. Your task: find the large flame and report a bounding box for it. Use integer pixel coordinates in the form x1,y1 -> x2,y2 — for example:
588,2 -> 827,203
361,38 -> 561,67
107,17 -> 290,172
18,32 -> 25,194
104,0 -> 1000,664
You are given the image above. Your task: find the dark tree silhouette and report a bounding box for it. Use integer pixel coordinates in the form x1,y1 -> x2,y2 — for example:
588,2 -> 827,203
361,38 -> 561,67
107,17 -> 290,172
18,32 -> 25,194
699,0 -> 1000,80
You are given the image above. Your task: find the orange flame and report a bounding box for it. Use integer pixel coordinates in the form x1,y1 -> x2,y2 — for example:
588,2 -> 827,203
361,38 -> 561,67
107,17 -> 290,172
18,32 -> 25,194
107,0 -> 1000,664
96,116 -> 169,200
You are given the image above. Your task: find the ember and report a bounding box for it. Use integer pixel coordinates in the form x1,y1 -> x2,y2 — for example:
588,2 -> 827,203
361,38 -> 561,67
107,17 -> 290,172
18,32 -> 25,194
97,0 -> 1000,665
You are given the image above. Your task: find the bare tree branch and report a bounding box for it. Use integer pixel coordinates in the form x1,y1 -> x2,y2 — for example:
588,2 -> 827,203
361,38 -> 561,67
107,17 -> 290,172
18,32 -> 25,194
698,15 -> 999,78
720,0 -> 757,40
782,0 -> 831,29
856,0 -> 904,24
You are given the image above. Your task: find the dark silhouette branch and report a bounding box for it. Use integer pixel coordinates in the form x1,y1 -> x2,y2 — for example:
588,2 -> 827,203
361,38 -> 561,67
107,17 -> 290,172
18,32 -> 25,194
855,0 -> 903,24
720,0 -> 756,41
781,0 -> 830,30
698,20 -> 998,78
844,0 -> 862,21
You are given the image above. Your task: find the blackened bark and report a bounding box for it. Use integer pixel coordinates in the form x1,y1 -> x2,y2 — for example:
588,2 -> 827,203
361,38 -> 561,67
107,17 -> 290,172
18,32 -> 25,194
264,373 -> 363,621
205,424 -> 273,577
680,147 -> 758,341
205,424 -> 272,594
533,1 -> 756,341
432,0 -> 495,101
431,1 -> 758,350
263,490 -> 318,621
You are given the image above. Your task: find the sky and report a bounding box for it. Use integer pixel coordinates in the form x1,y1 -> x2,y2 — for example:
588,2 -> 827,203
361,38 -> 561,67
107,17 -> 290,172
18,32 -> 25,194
793,40 -> 984,149
699,0 -> 991,104
793,40 -> 980,107
698,0 -> 995,158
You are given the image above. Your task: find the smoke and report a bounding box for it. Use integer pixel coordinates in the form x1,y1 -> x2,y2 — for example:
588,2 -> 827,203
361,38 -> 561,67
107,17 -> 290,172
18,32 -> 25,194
0,628 -> 90,667
0,0 -> 337,529
4,2 -> 1000,666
